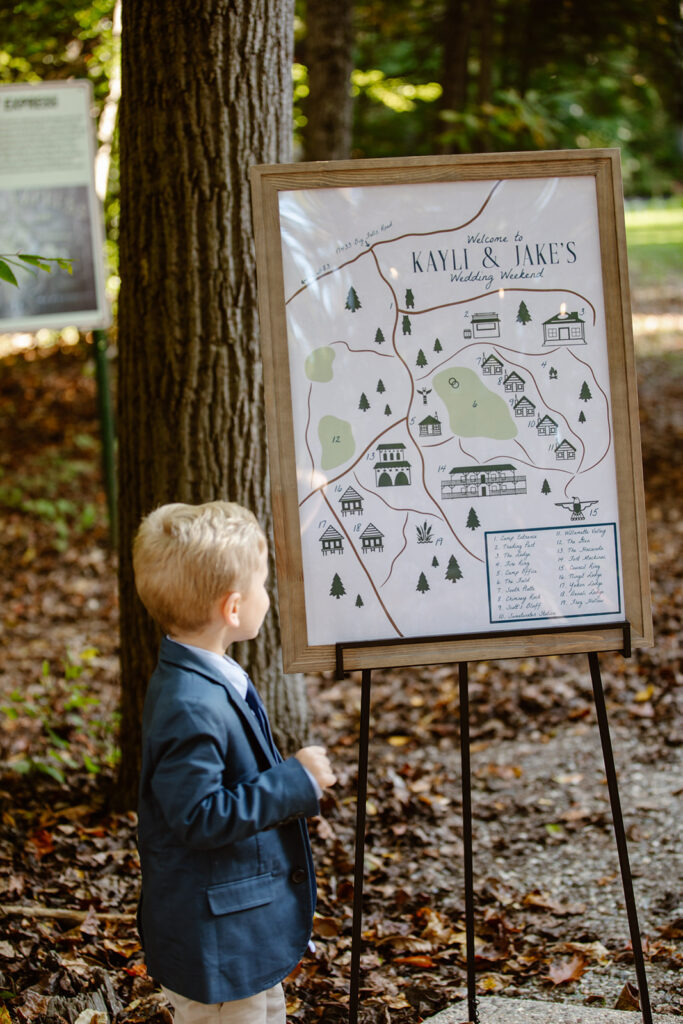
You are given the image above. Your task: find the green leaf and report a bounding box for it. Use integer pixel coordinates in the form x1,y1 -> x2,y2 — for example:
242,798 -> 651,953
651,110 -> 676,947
36,761 -> 66,783
45,727 -> 69,750
545,823 -> 564,837
0,260 -> 18,286
83,753 -> 101,774
18,254 -> 51,271
56,258 -> 73,275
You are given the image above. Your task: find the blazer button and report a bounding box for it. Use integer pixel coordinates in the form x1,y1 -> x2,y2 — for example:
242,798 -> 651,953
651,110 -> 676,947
291,867 -> 307,884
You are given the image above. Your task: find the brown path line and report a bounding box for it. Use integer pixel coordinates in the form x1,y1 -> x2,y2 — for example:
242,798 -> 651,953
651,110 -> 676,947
320,490 -> 404,637
285,181 -> 502,305
402,287 -> 597,326
299,416 -> 407,507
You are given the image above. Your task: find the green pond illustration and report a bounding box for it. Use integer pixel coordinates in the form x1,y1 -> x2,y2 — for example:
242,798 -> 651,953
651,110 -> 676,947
319,415 -> 355,469
433,366 -> 517,440
305,346 -> 335,382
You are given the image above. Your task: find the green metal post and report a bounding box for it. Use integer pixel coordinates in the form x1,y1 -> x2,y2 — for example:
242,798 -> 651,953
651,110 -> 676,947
93,328 -> 117,547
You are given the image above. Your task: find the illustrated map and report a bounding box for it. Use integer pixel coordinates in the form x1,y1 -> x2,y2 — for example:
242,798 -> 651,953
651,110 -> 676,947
277,176 -> 625,646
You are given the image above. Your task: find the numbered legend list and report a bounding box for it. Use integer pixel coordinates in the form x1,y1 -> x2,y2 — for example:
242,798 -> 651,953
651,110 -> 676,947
486,523 -> 622,624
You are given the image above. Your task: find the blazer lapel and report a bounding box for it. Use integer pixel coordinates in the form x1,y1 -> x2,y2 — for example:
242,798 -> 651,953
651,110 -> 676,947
159,637 -> 279,766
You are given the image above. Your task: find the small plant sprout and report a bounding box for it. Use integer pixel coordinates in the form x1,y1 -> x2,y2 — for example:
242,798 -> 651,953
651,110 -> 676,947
416,521 -> 433,543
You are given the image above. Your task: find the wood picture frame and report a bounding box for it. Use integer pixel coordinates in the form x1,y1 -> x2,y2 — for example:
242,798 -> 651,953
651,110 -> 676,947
250,150 -> 652,673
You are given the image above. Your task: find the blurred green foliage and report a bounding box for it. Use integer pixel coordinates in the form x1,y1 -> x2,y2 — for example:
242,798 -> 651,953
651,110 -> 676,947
625,197 -> 683,286
1,648 -> 120,782
0,0 -> 679,299
339,0 -> 681,195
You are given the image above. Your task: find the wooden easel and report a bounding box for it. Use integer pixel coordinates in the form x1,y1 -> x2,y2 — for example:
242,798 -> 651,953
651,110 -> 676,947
336,621 -> 653,1024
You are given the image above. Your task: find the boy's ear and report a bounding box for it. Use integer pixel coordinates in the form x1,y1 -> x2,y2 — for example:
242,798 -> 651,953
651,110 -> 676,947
219,590 -> 241,627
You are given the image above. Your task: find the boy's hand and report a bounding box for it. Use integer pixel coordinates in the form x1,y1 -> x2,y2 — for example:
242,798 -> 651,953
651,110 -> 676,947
295,745 -> 337,789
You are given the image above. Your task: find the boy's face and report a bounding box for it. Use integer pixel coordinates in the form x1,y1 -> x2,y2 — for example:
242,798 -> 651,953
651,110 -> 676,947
237,546 -> 270,640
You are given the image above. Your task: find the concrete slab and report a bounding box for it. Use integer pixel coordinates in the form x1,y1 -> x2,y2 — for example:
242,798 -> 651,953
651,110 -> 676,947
424,997 -> 681,1024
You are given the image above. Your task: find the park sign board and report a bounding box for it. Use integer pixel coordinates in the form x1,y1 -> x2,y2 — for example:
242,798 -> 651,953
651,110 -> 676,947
251,150 -> 652,673
0,81 -> 109,333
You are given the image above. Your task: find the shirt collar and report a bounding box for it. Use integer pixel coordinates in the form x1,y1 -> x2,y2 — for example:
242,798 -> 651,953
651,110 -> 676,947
165,637 -> 248,700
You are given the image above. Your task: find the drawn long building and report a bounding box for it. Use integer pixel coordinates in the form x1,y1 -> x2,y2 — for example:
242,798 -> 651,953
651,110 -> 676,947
441,463 -> 527,499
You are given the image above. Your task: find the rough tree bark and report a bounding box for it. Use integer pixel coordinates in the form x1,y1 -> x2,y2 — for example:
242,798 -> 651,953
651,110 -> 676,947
302,0 -> 353,161
116,0 -> 306,808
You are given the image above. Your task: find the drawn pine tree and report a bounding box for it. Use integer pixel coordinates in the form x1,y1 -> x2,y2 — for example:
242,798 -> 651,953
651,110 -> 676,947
345,286 -> 361,312
580,380 -> 592,401
405,288 -> 415,308
432,556 -> 439,568
384,404 -> 392,416
434,338 -> 443,353
445,555 -> 463,582
416,572 -> 430,594
578,410 -> 586,423
377,379 -> 386,393
374,327 -> 385,345
541,478 -> 551,495
330,573 -> 346,599
466,506 -> 480,530
516,300 -> 532,325
549,367 -> 558,380
416,348 -> 427,368
355,594 -> 364,608
359,392 -> 370,411
402,315 -> 411,335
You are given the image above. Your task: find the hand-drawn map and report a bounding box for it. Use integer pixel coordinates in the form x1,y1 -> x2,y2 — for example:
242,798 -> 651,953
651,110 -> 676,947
276,175 -> 625,647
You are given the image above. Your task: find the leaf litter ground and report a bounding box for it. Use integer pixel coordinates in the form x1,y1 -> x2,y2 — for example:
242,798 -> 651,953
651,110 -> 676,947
0,306 -> 681,1023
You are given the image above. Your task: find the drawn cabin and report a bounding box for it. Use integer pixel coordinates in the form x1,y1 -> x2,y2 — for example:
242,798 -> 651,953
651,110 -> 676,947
471,312 -> 501,338
320,525 -> 344,555
339,486 -> 364,516
537,413 -> 558,436
543,308 -> 586,345
513,396 -> 536,418
374,442 -> 412,486
419,414 -> 442,437
481,353 -> 504,376
504,371 -> 525,393
360,523 -> 384,552
442,464 -> 527,499
555,439 -> 577,460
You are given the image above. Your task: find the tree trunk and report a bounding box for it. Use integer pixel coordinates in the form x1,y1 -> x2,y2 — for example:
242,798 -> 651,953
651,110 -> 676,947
439,0 -> 475,153
116,0 -> 307,809
475,0 -> 495,109
302,0 -> 353,161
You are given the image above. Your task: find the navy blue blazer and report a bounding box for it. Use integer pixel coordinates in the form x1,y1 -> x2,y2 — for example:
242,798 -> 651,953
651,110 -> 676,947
137,637 -> 320,1003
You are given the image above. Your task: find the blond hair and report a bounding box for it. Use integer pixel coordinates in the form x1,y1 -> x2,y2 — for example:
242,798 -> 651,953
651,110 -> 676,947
133,501 -> 266,634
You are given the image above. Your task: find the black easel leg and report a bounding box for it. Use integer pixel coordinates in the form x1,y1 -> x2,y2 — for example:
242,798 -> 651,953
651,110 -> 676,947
349,668 -> 372,1024
458,662 -> 478,1024
588,652 -> 653,1024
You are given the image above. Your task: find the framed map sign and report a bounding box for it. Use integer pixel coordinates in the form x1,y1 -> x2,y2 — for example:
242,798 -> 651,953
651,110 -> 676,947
251,150 -> 652,673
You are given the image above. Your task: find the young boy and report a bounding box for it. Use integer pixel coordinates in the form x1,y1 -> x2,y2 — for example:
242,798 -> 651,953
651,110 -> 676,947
133,501 -> 335,1024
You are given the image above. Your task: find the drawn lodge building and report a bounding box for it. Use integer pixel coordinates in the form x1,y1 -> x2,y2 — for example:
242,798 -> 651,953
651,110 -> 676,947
374,442 -> 412,486
442,463 -> 527,499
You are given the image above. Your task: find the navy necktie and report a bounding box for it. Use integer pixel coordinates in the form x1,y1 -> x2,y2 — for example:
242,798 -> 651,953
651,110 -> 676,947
245,678 -> 279,759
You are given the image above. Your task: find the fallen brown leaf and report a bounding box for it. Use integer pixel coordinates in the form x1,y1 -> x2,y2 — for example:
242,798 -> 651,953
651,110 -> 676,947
547,954 -> 587,985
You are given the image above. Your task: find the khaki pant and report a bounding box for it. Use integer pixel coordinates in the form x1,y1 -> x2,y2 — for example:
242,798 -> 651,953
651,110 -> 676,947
162,983 -> 286,1024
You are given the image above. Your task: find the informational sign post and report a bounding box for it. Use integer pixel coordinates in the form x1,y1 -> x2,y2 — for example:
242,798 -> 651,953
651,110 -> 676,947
0,81 -> 109,333
251,151 -> 652,672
